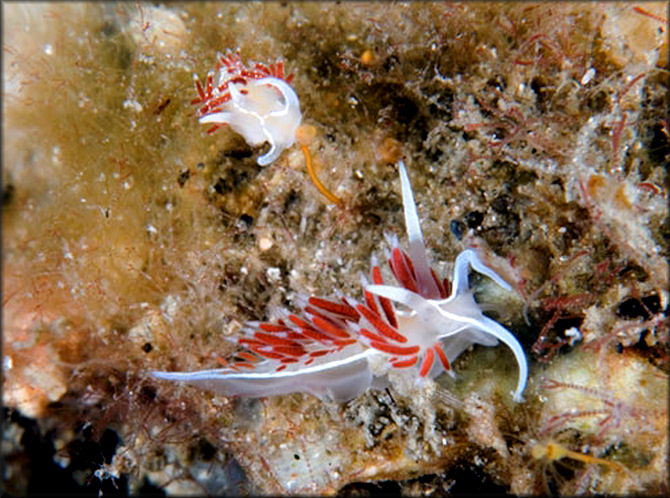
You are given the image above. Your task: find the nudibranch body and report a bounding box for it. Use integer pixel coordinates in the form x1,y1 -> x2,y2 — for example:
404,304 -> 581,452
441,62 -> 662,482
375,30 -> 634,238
153,162 -> 529,402
192,50 -> 302,166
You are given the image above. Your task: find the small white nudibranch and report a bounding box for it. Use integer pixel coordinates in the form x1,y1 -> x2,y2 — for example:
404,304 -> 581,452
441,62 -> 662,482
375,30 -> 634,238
153,161 -> 529,403
191,50 -> 302,166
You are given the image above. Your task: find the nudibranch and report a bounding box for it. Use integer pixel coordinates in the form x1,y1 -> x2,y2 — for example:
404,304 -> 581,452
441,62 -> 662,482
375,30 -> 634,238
191,50 -> 302,166
153,162 -> 528,402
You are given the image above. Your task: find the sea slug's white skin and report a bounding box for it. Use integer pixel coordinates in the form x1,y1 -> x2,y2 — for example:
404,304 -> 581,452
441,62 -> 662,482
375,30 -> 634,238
153,162 -> 528,402
199,77 -> 302,166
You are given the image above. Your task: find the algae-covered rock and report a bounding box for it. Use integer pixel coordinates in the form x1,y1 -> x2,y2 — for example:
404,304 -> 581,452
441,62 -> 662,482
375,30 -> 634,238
3,2 -> 667,495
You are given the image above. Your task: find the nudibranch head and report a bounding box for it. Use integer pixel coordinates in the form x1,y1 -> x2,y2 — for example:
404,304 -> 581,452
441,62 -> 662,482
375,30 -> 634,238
192,50 -> 302,166
153,162 -> 528,403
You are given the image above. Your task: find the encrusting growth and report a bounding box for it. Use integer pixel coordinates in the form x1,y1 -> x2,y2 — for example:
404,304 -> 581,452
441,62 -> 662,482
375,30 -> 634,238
153,162 -> 528,402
